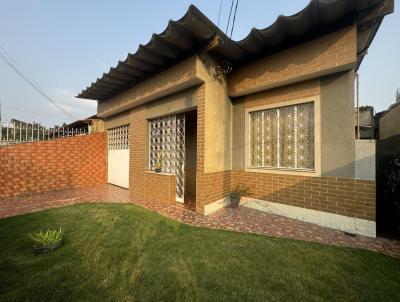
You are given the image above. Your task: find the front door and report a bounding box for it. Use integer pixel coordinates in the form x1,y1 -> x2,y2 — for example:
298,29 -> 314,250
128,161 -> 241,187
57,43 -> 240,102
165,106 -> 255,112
107,125 -> 129,189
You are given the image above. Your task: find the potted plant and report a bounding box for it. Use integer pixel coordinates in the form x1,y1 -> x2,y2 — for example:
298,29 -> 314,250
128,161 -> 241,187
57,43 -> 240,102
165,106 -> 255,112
27,228 -> 63,254
230,185 -> 251,208
154,152 -> 163,173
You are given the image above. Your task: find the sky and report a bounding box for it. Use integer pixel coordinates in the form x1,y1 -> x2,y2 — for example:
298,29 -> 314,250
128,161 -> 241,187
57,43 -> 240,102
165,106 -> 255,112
0,0 -> 398,126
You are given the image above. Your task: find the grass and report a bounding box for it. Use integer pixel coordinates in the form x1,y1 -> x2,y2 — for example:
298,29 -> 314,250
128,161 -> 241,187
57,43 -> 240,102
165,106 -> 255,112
0,203 -> 399,302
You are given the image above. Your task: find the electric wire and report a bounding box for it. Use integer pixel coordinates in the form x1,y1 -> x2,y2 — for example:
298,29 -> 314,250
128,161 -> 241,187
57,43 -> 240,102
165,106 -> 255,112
217,0 -> 223,27
0,45 -> 76,121
225,0 -> 234,35
229,0 -> 239,38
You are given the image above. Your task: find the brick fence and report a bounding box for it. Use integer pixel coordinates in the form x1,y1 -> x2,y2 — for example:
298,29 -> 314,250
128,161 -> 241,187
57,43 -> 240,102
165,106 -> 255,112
0,133 -> 106,198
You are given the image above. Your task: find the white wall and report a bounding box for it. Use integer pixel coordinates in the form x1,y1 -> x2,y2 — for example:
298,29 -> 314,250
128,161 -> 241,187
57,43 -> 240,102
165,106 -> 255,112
108,149 -> 130,188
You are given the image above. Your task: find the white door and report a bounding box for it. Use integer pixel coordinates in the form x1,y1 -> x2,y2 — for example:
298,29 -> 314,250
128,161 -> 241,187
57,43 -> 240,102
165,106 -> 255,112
107,125 -> 129,189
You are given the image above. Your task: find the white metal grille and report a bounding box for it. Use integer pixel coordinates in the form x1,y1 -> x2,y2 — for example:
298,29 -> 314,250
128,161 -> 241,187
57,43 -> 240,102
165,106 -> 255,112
0,121 -> 89,147
249,102 -> 314,170
108,125 -> 129,150
149,113 -> 185,202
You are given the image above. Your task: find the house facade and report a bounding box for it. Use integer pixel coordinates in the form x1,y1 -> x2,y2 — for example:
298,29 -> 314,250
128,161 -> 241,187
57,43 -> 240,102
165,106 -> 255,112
77,0 -> 393,237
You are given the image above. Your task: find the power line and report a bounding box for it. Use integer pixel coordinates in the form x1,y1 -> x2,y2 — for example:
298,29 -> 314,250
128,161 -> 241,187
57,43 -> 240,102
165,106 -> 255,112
229,0 -> 239,38
225,0 -> 234,35
2,104 -> 62,120
217,0 -> 223,27
0,45 -> 76,121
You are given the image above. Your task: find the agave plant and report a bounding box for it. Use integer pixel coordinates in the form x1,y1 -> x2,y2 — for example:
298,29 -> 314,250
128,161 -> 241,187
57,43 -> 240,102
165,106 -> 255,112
27,228 -> 63,247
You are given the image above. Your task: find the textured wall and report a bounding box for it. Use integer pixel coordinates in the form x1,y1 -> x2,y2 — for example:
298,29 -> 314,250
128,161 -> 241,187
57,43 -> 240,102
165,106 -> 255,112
0,133 -> 106,198
228,25 -> 357,97
98,56 -> 201,117
320,70 -> 355,178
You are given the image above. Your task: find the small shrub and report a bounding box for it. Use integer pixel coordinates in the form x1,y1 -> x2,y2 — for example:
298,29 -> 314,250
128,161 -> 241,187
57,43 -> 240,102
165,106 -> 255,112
232,185 -> 251,197
27,228 -> 63,247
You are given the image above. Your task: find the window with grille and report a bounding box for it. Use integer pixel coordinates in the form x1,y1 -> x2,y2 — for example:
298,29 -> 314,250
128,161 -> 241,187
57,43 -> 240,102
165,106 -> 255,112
107,125 -> 129,150
148,114 -> 185,201
249,102 -> 314,170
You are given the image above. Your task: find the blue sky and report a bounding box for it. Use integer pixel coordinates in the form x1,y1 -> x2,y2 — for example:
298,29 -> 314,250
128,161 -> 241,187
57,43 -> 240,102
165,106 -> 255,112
0,0 -> 398,126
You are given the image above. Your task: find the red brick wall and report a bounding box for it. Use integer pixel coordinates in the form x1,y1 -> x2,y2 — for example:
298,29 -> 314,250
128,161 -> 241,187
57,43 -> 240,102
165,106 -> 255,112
0,133 -> 106,198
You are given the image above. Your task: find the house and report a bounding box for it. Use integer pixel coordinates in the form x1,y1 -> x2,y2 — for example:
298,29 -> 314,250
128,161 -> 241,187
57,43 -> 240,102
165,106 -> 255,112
355,106 -> 374,139
65,115 -> 105,134
77,0 -> 394,237
378,101 -> 400,140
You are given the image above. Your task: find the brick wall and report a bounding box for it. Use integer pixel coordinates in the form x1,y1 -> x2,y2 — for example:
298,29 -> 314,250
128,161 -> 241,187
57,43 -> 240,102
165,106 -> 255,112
243,78 -> 320,108
144,172 -> 176,204
228,25 -> 357,96
99,56 -> 199,117
0,133 -> 106,198
195,84 -> 206,213
231,171 -> 375,221
129,107 -> 146,201
197,170 -> 375,221
184,167 -> 196,203
129,105 -> 178,205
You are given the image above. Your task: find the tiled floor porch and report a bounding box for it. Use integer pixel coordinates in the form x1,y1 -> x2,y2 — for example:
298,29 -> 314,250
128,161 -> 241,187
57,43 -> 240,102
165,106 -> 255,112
1,184 -> 399,258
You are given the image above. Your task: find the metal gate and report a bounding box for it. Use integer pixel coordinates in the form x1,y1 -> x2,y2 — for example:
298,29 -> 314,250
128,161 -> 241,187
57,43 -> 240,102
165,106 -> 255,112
149,114 -> 185,203
107,125 -> 130,189
376,134 -> 400,238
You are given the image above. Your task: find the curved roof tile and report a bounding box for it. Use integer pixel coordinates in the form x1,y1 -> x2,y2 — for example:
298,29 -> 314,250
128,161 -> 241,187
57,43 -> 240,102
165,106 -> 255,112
77,0 -> 393,101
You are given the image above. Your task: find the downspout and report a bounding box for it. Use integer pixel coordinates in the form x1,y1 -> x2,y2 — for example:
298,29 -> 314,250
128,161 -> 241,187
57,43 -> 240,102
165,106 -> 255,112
356,72 -> 360,140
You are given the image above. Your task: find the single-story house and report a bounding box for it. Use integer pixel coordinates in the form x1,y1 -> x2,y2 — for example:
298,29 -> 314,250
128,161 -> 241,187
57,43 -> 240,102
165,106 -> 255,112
77,0 -> 394,237
65,115 -> 105,134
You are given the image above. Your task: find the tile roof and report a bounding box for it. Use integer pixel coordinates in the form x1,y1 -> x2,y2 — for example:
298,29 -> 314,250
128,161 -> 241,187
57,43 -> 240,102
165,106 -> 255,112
77,0 -> 393,101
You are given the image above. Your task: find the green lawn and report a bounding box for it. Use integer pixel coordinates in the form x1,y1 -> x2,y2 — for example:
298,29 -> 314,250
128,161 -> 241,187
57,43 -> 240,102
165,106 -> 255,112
0,204 -> 399,302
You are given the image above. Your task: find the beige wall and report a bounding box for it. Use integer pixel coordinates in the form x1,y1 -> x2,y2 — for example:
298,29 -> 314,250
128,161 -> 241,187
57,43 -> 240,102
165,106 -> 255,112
105,111 -> 131,129
232,79 -> 321,175
197,55 -> 232,173
380,104 -> 400,140
145,87 -> 197,119
231,70 -> 356,178
320,70 -> 355,177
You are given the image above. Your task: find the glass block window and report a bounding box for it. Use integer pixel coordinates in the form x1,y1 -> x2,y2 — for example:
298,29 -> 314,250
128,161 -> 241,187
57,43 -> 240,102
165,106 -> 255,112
249,102 -> 314,170
149,114 -> 185,202
108,125 -> 129,150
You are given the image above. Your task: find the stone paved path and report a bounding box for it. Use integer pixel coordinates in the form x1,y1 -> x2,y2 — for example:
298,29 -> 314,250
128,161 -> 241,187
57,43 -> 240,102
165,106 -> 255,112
1,185 -> 399,258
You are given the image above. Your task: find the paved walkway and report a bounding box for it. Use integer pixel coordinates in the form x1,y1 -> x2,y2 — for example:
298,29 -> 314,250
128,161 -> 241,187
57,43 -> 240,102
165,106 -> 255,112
1,185 -> 399,258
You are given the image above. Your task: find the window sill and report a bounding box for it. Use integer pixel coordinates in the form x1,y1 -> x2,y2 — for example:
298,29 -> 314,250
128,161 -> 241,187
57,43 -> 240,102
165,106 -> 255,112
246,166 -> 319,176
144,170 -> 175,176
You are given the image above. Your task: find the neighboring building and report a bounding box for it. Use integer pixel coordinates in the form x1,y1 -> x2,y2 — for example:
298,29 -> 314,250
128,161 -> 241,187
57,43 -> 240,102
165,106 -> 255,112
378,102 -> 400,140
65,115 -> 105,134
77,0 -> 393,237
355,106 -> 374,139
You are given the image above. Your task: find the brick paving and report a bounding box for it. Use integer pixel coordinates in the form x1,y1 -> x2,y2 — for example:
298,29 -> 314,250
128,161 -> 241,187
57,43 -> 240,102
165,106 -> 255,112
0,184 -> 399,258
